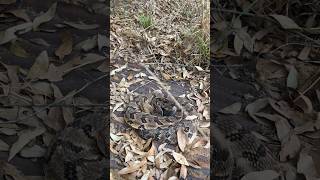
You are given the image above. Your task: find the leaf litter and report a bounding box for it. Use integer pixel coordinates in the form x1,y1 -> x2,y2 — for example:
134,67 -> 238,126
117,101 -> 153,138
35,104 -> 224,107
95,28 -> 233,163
110,1 -> 210,179
212,0 -> 320,179
0,0 -> 108,178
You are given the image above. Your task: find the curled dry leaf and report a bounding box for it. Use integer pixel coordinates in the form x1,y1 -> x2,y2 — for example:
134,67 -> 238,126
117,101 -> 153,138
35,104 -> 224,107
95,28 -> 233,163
8,127 -> 46,161
27,51 -> 49,79
240,170 -> 279,180
219,102 -> 242,114
55,31 -> 73,60
33,2 -> 57,30
118,158 -> 147,175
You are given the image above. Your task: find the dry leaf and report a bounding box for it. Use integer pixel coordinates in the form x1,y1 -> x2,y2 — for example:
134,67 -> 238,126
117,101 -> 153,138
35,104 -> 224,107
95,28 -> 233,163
297,148 -> 320,180
8,127 -> 46,161
10,41 -> 30,58
245,98 -> 269,124
234,33 -> 243,54
74,35 -> 97,52
0,139 -> 9,151
241,170 -> 279,180
118,158 -> 147,175
33,2 -> 57,30
7,9 -> 31,22
270,14 -> 301,30
172,152 -> 189,166
298,47 -> 311,61
0,22 -> 33,45
177,128 -> 188,152
20,145 -> 45,158
27,51 -> 49,79
0,160 -> 25,180
179,165 -> 188,179
29,38 -> 50,47
63,21 -> 99,30
286,65 -> 298,89
55,31 -> 73,60
219,102 -> 242,114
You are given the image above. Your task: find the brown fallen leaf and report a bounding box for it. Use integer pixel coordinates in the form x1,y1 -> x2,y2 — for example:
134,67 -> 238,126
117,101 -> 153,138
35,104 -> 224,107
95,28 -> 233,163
33,2 -> 57,30
118,158 -> 147,175
177,128 -> 188,152
63,21 -> 99,30
172,152 -> 189,166
55,31 -> 73,60
8,127 -> 46,161
27,51 -> 49,79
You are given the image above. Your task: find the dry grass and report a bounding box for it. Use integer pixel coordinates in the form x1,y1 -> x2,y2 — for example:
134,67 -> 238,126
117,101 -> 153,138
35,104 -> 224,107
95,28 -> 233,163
111,0 -> 210,68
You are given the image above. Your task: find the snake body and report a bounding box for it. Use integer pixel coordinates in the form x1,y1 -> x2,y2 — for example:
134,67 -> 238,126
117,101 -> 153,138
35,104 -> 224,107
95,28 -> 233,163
212,115 -> 278,180
124,90 -> 197,145
44,113 -> 108,180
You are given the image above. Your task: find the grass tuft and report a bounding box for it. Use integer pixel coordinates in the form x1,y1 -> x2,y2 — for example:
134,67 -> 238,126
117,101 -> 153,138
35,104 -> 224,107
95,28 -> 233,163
138,14 -> 152,29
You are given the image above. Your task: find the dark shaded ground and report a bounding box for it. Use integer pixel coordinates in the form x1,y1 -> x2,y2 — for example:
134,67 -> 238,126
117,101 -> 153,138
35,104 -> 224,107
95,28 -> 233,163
0,0 -> 108,176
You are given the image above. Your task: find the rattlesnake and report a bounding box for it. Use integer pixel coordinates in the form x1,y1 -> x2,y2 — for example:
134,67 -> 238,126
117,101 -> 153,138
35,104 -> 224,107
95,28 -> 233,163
124,90 -> 198,145
44,112 -> 108,180
212,114 -> 280,180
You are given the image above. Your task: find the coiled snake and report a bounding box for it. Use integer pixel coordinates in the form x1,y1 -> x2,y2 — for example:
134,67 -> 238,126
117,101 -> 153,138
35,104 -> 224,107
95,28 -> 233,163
124,90 -> 198,145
